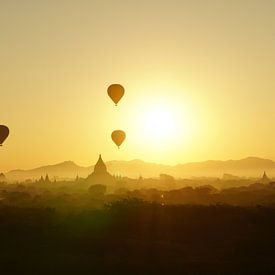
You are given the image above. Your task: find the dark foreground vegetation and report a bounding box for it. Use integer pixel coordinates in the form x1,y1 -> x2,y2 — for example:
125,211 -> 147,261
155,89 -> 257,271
1,200 -> 275,274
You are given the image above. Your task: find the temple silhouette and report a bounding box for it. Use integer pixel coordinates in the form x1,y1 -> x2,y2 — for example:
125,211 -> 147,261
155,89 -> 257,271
85,154 -> 115,190
260,171 -> 270,184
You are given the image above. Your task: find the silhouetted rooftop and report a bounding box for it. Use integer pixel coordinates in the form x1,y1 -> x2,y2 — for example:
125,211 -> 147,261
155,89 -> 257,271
93,155 -> 107,175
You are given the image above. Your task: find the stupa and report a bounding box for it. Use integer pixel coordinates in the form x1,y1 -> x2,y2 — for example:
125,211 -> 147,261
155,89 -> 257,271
259,171 -> 270,184
85,155 -> 115,188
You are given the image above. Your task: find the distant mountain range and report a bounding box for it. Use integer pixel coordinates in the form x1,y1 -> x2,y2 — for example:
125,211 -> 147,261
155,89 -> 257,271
2,157 -> 275,181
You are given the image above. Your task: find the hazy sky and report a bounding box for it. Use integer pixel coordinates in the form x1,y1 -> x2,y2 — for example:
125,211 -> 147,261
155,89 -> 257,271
1,0 -> 275,171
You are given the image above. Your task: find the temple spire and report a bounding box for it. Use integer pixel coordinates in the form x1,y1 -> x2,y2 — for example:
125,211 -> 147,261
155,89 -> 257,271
260,171 -> 270,184
93,154 -> 107,174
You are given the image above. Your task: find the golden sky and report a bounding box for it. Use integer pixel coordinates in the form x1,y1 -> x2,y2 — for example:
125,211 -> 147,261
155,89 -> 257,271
1,0 -> 275,171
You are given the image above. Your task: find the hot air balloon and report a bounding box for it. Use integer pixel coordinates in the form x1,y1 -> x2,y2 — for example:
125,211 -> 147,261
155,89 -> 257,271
111,130 -> 126,148
107,84 -> 124,106
0,125 -> 9,146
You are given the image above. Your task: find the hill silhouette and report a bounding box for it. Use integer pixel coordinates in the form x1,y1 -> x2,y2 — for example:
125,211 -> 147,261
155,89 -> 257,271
6,161 -> 89,181
4,157 -> 275,181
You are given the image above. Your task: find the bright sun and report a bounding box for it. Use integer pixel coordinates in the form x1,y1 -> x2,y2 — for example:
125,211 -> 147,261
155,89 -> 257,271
135,100 -> 186,147
127,91 -> 195,154
143,105 -> 177,141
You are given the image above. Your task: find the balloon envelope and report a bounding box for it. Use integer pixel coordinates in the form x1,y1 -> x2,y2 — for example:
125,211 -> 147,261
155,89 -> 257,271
0,125 -> 9,146
111,130 -> 126,148
107,84 -> 124,106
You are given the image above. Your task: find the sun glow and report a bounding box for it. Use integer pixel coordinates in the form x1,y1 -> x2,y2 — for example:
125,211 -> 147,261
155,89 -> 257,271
132,97 -> 191,149
142,105 -> 177,142
120,85 -> 198,163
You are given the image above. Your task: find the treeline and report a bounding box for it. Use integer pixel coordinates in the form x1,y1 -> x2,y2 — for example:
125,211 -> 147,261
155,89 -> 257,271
0,200 -> 275,274
1,180 -> 275,211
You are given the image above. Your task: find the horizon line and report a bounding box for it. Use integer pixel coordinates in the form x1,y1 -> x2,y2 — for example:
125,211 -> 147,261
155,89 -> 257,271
2,155 -> 275,173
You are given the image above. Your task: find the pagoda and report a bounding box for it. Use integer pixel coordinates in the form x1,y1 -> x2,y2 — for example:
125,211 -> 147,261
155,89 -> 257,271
85,155 -> 115,188
260,171 -> 270,184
